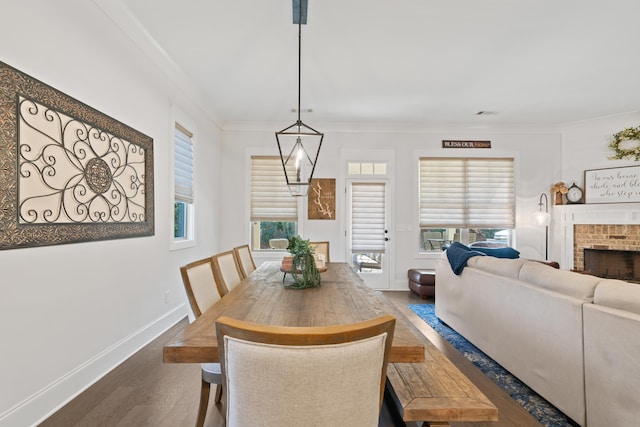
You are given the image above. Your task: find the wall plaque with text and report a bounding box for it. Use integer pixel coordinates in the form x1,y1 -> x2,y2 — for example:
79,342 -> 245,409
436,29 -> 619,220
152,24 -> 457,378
442,140 -> 491,149
585,165 -> 640,204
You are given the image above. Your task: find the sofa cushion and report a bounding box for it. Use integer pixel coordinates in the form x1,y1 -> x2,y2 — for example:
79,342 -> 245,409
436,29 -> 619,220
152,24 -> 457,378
594,279 -> 640,315
519,262 -> 600,301
466,256 -> 528,279
470,246 -> 520,259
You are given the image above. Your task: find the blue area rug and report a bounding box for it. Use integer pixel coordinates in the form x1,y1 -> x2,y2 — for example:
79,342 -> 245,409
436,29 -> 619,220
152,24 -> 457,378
409,304 -> 576,427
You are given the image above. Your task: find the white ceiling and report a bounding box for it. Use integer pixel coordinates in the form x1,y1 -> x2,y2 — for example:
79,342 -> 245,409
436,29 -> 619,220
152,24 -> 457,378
116,0 -> 640,128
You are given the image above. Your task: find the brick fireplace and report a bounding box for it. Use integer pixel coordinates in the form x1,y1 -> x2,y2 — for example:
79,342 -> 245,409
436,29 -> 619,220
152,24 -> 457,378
554,203 -> 640,271
573,224 -> 640,273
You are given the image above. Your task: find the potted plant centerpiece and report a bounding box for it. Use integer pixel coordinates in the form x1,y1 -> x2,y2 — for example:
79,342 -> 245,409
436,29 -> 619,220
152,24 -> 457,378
285,235 -> 321,289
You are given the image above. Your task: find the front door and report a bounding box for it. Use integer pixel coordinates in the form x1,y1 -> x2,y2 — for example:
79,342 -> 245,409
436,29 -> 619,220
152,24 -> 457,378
346,180 -> 390,289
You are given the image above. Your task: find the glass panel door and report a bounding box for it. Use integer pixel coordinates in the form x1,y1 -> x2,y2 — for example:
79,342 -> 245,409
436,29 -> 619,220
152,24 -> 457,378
346,180 -> 390,289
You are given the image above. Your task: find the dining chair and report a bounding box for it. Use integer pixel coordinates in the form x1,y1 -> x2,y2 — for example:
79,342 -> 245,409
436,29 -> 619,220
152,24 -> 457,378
310,241 -> 330,264
179,257 -> 227,427
215,314 -> 396,427
212,250 -> 243,294
233,244 -> 256,279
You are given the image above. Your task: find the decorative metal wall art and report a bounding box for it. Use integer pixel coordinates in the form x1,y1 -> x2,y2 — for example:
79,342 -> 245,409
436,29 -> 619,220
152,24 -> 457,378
0,61 -> 154,250
307,178 -> 335,220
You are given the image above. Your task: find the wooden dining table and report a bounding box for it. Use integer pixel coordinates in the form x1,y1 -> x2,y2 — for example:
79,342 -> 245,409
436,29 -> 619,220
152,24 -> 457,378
163,261 -> 498,426
163,261 -> 425,364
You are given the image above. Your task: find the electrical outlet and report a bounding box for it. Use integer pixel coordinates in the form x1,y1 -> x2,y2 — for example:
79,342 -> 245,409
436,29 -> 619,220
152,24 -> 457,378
163,290 -> 170,304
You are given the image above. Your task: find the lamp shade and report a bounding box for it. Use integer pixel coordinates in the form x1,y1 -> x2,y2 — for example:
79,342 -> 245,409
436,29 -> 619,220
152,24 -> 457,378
532,210 -> 552,227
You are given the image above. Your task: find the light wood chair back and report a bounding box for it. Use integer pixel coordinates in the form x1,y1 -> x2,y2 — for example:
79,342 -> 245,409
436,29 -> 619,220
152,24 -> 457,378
233,244 -> 256,279
179,257 -> 226,426
212,250 -> 243,294
216,314 -> 395,427
310,241 -> 330,263
180,257 -> 224,318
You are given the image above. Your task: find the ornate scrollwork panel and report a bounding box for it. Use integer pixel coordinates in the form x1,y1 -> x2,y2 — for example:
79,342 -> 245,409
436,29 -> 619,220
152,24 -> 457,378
0,61 -> 154,249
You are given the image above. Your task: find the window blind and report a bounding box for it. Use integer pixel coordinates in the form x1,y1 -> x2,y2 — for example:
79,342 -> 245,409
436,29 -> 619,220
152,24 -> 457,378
250,156 -> 298,221
419,158 -> 515,229
351,182 -> 386,253
174,124 -> 194,204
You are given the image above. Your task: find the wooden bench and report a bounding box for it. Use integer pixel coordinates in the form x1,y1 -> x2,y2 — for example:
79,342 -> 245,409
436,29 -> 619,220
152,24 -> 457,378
385,316 -> 498,426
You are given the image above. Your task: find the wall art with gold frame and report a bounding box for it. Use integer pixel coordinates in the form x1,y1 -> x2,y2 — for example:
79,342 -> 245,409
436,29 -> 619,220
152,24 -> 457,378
0,61 -> 154,250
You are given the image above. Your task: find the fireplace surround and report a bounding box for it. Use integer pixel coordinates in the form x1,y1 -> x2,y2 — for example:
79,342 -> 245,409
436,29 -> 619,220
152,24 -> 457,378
554,203 -> 640,271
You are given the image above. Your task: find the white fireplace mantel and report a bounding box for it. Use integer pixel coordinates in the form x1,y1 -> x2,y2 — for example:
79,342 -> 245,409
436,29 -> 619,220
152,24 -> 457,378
553,203 -> 640,270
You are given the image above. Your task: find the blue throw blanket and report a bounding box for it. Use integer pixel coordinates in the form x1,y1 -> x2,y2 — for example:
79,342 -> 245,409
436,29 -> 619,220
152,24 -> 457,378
446,242 -> 485,275
471,245 -> 520,259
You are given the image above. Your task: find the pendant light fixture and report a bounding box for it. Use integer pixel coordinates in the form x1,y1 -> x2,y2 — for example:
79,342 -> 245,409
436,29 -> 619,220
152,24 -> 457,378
275,0 -> 324,197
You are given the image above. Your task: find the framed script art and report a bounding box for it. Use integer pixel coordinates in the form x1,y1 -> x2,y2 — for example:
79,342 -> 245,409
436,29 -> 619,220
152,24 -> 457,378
584,165 -> 640,204
308,178 -> 336,220
0,61 -> 154,250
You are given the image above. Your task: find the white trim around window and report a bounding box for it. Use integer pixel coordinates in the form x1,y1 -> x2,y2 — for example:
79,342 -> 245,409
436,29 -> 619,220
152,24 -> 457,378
170,106 -> 197,251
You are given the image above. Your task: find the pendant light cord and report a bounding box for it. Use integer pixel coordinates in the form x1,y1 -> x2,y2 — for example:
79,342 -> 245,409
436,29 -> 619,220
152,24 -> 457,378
297,4 -> 302,129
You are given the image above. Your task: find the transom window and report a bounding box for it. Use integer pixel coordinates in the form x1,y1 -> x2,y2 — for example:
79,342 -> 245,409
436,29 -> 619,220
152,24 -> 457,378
348,162 -> 387,176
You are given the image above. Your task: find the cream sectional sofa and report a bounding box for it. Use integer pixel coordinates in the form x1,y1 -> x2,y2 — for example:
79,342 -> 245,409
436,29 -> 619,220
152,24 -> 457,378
583,280 -> 640,426
435,255 -> 640,427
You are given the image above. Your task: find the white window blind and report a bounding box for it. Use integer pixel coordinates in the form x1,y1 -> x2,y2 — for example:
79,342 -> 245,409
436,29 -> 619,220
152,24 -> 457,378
174,124 -> 194,204
250,156 -> 298,221
351,182 -> 386,253
419,158 -> 515,229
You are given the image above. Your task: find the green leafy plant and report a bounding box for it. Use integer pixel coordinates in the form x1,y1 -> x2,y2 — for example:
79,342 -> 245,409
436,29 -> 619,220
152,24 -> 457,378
608,126 -> 640,160
286,236 -> 321,289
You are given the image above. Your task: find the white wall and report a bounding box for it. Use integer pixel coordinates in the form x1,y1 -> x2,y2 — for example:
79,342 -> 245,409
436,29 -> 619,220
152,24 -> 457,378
561,112 -> 640,184
0,1 -> 222,425
2,1 -> 634,424
220,126 -> 563,289
550,111 -> 640,260
222,113 -> 640,282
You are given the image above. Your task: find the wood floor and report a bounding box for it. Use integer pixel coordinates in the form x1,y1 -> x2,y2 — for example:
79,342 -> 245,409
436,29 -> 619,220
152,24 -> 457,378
40,291 -> 542,427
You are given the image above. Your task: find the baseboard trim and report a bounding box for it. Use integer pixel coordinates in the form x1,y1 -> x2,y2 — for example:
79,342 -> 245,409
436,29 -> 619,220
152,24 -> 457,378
0,304 -> 187,427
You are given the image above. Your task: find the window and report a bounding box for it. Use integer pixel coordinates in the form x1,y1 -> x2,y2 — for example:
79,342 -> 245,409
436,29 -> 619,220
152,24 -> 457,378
174,123 -> 194,242
250,156 -> 298,250
348,162 -> 387,175
419,157 -> 515,251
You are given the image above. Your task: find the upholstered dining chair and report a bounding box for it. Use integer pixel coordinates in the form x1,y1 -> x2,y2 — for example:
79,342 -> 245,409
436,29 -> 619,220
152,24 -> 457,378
215,314 -> 396,427
212,250 -> 243,294
310,241 -> 330,264
233,244 -> 257,279
179,257 -> 227,427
